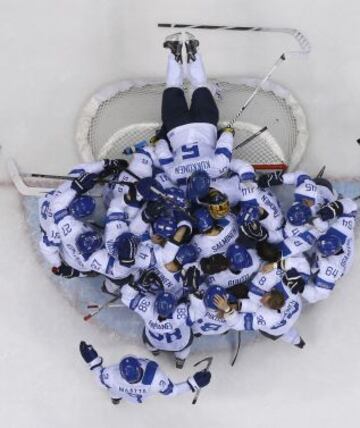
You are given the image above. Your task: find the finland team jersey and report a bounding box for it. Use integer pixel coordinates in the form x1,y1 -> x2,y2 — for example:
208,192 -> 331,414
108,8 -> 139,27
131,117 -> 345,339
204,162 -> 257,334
191,214 -> 238,258
121,285 -> 192,352
92,359 -> 191,404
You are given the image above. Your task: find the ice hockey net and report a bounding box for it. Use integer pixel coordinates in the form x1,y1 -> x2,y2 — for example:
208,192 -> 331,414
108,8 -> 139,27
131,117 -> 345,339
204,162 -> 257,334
76,78 -> 308,171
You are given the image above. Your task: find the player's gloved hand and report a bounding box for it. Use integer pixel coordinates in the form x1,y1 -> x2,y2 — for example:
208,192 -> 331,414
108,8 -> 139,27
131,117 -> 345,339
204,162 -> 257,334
283,268 -> 305,294
137,177 -> 164,202
257,171 -> 284,188
318,201 -> 344,221
187,370 -> 212,391
240,220 -> 269,242
51,264 -> 80,279
200,254 -> 229,275
101,159 -> 129,178
142,201 -> 167,224
79,341 -> 103,369
220,126 -> 235,136
182,266 -> 201,294
71,173 -> 98,195
124,182 -> 143,207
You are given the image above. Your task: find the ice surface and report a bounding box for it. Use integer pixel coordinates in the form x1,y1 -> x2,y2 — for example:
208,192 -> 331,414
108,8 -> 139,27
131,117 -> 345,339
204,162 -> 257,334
1,1 -> 360,427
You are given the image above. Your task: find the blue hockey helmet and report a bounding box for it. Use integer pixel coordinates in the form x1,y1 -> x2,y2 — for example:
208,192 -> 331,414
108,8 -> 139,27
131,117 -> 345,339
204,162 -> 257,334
175,244 -> 198,265
286,203 -> 312,226
153,216 -> 177,239
76,230 -> 102,257
317,233 -> 343,256
193,207 -> 214,233
226,243 -> 252,271
115,232 -> 139,266
137,177 -> 164,202
203,285 -> 227,310
236,205 -> 260,226
69,195 -> 96,219
186,170 -> 211,201
119,356 -> 143,384
165,187 -> 186,207
155,292 -> 177,318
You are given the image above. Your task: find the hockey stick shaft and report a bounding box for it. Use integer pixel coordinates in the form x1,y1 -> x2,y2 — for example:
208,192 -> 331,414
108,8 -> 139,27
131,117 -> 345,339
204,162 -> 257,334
87,303 -> 124,309
83,294 -> 122,321
22,172 -> 124,186
231,331 -> 242,366
158,23 -> 311,54
234,126 -> 268,151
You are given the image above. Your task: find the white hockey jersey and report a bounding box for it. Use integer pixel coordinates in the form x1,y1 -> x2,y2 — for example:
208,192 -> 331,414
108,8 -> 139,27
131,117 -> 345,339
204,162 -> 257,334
91,358 -> 192,404
121,285 -> 192,352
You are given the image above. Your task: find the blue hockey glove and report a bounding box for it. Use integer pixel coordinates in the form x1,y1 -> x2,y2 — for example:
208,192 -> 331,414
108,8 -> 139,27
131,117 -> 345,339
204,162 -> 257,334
79,341 -> 103,369
101,159 -> 129,177
318,201 -> 343,221
187,370 -> 212,391
71,173 -> 98,195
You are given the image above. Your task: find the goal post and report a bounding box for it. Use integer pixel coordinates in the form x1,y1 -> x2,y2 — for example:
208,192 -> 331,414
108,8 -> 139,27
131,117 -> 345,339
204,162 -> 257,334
75,77 -> 308,172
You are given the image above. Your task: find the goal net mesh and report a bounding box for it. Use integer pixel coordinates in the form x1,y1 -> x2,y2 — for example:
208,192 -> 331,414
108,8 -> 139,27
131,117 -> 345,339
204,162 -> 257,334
76,78 -> 308,171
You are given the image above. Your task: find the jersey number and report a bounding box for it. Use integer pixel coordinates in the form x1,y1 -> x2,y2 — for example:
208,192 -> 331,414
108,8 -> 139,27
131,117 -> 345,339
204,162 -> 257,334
181,145 -> 200,160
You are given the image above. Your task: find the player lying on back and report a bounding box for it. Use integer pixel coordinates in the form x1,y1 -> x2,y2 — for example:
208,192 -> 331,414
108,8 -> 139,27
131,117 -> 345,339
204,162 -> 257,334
152,32 -> 234,184
79,341 -> 211,404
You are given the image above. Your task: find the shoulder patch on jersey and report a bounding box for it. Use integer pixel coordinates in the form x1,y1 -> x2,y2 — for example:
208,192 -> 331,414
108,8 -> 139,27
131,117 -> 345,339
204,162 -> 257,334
142,361 -> 159,385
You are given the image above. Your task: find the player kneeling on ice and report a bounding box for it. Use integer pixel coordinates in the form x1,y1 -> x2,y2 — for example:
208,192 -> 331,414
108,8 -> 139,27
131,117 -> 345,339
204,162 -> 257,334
121,283 -> 193,369
152,32 -> 234,184
79,341 -> 211,404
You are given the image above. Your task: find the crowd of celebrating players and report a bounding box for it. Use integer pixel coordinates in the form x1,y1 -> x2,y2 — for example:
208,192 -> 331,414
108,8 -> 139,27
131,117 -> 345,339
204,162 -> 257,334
37,33 -> 357,404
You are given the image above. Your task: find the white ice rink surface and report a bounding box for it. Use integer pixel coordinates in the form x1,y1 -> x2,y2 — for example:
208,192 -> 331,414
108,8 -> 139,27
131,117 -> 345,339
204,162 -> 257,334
1,1 -> 360,427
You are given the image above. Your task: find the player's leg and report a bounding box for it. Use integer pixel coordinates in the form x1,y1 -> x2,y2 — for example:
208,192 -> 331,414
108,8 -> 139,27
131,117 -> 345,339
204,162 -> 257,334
142,329 -> 160,356
185,33 -> 219,126
174,343 -> 192,369
161,33 -> 191,135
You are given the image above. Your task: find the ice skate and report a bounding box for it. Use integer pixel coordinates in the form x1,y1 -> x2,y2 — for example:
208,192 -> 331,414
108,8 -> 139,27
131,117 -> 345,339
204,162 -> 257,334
163,32 -> 183,64
184,32 -> 199,63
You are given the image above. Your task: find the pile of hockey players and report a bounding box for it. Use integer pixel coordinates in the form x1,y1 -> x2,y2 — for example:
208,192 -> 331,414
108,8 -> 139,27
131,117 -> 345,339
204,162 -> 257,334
37,33 -> 357,403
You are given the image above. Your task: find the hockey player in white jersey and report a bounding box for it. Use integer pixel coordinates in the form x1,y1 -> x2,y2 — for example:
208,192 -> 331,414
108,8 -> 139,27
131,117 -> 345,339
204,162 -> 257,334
121,284 -> 193,368
200,243 -> 260,291
39,159 -> 126,276
79,341 -> 211,404
191,207 -> 238,258
153,32 -> 234,184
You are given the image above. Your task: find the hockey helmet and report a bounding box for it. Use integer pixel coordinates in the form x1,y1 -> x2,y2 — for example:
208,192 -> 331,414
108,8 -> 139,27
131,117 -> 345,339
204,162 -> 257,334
76,230 -> 102,257
153,216 -> 177,239
193,207 -> 214,233
317,233 -> 342,257
155,292 -> 177,318
201,188 -> 230,219
203,285 -> 227,310
119,356 -> 143,384
69,195 -> 96,219
165,187 -> 186,207
286,203 -> 312,226
186,170 -> 211,201
226,243 -> 252,271
175,244 -> 198,266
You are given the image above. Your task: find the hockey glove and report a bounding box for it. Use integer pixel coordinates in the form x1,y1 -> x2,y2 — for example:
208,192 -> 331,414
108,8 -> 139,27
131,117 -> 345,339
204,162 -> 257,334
283,268 -> 305,294
142,201 -> 167,224
137,177 -> 164,202
101,159 -> 129,178
71,173 -> 98,195
257,171 -> 284,189
240,221 -> 269,242
187,370 -> 212,392
52,264 -> 80,279
182,265 -> 201,294
79,341 -> 103,369
200,254 -> 229,275
124,182 -> 143,207
318,201 -> 343,221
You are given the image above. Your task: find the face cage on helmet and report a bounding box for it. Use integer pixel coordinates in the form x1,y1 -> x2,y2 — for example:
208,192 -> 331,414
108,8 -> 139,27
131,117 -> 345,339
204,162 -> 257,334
208,200 -> 230,219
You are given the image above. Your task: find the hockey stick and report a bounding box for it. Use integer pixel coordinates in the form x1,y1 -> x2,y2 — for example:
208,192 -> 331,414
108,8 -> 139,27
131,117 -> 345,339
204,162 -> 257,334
234,125 -> 268,151
87,302 -> 124,310
192,356 -> 213,405
83,293 -> 123,321
315,165 -> 326,179
24,172 -> 125,186
231,331 -> 242,367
